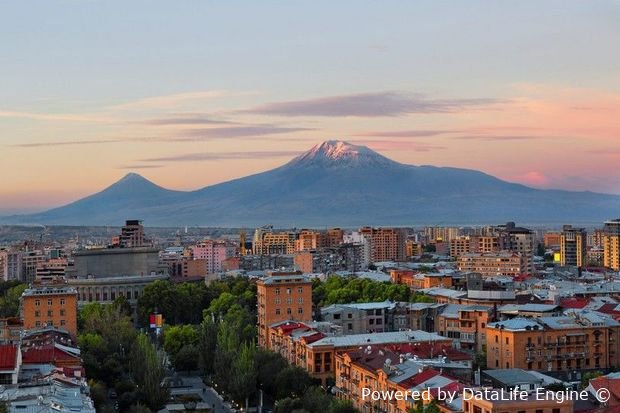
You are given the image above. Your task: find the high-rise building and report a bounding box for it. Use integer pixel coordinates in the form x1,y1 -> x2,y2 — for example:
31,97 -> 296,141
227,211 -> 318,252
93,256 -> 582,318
115,220 -> 147,248
325,228 -> 344,247
359,227 -> 407,262
256,271 -> 312,348
457,251 -> 525,277
296,230 -> 324,251
560,225 -> 587,268
603,219 -> 620,271
496,222 -> 535,275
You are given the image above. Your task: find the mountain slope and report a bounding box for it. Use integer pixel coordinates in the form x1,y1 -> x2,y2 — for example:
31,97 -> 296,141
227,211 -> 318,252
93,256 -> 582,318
4,141 -> 620,226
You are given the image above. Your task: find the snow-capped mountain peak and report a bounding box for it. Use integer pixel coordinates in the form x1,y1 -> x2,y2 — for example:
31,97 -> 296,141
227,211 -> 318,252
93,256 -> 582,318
287,140 -> 395,168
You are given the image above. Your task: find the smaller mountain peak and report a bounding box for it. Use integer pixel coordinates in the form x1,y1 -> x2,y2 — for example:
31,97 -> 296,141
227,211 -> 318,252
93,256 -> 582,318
119,172 -> 147,182
287,140 -> 396,169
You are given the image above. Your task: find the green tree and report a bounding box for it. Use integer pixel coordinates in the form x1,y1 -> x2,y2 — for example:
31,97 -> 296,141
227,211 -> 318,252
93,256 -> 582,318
328,400 -> 359,413
130,333 -> 169,410
274,366 -> 314,400
174,344 -> 199,373
163,324 -> 199,358
127,402 -> 152,413
302,386 -> 331,413
255,349 -> 288,396
231,341 -> 257,410
198,315 -> 218,375
0,283 -> 27,317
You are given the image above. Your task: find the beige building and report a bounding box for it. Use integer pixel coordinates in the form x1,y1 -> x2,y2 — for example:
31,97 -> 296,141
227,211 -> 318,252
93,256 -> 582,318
604,219 -> 620,271
359,227 -> 407,262
457,251 -> 525,277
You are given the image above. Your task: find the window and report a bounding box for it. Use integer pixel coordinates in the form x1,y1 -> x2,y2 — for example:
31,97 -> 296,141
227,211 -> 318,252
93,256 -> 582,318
298,308 -> 303,314
348,313 -> 352,319
47,299 -> 52,306
286,297 -> 292,304
60,309 -> 66,316
60,320 -> 66,326
275,308 -> 281,315
35,321 -> 41,327
334,314 -> 341,320
298,287 -> 303,293
275,288 -> 281,295
35,299 -> 40,307
60,298 -> 65,306
47,310 -> 53,317
495,335 -> 498,343
286,288 -> 291,294
348,323 -> 353,330
275,297 -> 281,304
35,310 -> 40,317
298,297 -> 304,304
505,337 -> 509,345
287,308 -> 292,315
553,409 -> 561,413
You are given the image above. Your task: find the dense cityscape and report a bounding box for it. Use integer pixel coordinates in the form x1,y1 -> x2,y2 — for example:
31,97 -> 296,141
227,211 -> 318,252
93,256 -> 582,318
0,217 -> 620,412
2,2 -> 619,413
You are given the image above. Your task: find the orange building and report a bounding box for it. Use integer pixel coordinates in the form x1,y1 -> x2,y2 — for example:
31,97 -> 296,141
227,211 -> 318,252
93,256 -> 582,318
486,314 -> 620,372
335,345 -> 465,413
543,232 -> 562,248
256,271 -> 313,348
296,230 -> 324,251
20,285 -> 78,337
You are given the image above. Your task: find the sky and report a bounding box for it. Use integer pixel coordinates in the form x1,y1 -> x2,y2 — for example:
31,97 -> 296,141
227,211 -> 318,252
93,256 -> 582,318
1,1 -> 619,213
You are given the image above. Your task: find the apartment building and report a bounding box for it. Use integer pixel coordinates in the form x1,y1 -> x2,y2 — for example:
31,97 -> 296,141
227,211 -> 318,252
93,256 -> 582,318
457,251 -> 525,277
256,271 -> 313,348
486,312 -> 620,374
20,285 -> 78,337
560,225 -> 587,268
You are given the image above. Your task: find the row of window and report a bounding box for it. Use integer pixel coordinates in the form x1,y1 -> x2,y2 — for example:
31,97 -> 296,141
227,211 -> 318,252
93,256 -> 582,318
34,309 -> 66,317
275,307 -> 304,315
34,298 -> 66,306
274,287 -> 304,295
34,320 -> 66,327
275,297 -> 303,304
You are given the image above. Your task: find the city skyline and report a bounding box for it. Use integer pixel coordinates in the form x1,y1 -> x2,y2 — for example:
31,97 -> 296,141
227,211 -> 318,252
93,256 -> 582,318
1,1 -> 619,212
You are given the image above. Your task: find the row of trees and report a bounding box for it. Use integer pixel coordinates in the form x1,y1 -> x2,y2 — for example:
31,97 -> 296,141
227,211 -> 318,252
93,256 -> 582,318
312,276 -> 433,307
79,298 -> 169,412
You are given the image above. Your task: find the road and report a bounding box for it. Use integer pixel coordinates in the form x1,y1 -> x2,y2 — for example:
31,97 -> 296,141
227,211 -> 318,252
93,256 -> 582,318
167,375 -> 235,413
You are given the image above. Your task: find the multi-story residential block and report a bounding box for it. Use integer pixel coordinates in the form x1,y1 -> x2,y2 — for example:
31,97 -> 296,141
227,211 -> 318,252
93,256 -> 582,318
21,250 -> 46,283
497,222 -> 535,275
20,285 -> 78,337
256,271 -> 313,348
321,301 -> 395,334
560,225 -> 587,268
486,312 -> 620,374
253,226 -> 296,255
112,219 -> 147,248
0,249 -> 22,281
190,239 -> 236,274
359,227 -> 407,262
457,251 -> 525,277
424,226 -> 461,243
603,219 -> 620,271
335,344 -> 468,413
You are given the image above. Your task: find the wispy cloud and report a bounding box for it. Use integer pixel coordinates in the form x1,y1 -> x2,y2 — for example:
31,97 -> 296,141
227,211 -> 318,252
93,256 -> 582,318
354,129 -> 459,138
141,150 -> 301,163
171,125 -> 313,140
12,139 -> 118,148
140,114 -> 238,126
450,135 -> 549,141
109,90 -> 251,111
242,91 -> 499,117
0,110 -> 112,123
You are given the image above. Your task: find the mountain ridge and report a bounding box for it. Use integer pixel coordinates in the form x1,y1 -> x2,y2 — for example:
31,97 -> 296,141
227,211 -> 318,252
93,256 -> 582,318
3,140 -> 620,226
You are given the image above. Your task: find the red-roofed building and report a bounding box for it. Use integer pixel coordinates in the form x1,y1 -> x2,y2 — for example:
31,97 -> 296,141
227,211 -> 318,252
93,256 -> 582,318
588,373 -> 620,407
595,304 -> 620,321
0,344 -> 20,384
21,345 -> 81,368
560,297 -> 590,309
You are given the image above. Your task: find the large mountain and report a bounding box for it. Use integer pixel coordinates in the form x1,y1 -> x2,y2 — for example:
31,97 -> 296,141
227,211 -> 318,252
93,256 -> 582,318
4,140 -> 620,227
